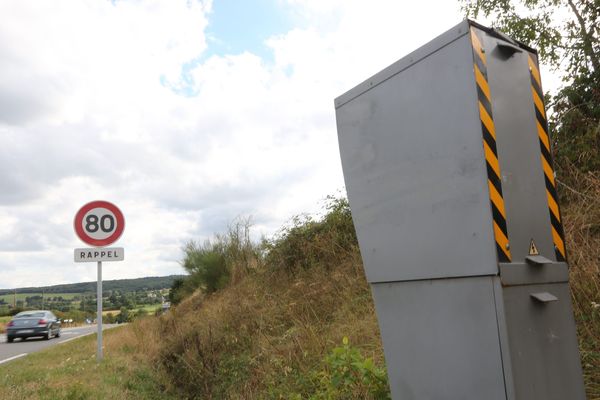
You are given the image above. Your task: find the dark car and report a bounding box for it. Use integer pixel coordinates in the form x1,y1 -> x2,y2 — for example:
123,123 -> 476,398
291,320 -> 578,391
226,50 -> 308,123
6,310 -> 61,342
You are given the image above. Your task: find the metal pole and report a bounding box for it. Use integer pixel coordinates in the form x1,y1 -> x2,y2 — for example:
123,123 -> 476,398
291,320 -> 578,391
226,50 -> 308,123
97,261 -> 103,361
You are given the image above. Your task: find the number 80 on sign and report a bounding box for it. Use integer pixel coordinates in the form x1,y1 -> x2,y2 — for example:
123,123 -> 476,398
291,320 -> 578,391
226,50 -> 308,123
74,200 -> 125,247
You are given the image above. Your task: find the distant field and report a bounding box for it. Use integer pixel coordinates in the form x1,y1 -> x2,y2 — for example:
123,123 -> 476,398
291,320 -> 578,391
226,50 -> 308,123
102,304 -> 162,317
137,304 -> 162,314
0,292 -> 80,304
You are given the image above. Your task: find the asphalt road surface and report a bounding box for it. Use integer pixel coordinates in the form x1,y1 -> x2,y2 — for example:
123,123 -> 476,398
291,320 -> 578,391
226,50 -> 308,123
0,324 -> 118,365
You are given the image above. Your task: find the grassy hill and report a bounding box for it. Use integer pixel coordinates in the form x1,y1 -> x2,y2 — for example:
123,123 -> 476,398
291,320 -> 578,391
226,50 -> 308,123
105,182 -> 600,398
100,199 -> 388,399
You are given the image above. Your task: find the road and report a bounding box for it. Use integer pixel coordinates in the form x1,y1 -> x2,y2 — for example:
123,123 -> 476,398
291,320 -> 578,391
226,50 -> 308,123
0,324 -> 118,365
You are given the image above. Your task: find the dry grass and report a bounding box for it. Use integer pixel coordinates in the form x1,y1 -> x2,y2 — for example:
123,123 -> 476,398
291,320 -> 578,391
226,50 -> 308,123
105,202 -> 385,399
107,260 -> 382,399
560,168 -> 600,399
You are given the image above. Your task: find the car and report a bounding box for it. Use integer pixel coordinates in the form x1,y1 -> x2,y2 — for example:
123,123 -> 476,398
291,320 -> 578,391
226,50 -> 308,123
5,310 -> 61,343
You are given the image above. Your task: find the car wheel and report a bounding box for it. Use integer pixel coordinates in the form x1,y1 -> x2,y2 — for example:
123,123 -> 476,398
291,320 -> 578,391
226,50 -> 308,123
44,333 -> 50,340
7,336 -> 13,343
55,329 -> 61,338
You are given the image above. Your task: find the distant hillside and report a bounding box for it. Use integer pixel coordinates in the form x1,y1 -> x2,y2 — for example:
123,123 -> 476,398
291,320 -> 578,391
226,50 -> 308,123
0,275 -> 184,296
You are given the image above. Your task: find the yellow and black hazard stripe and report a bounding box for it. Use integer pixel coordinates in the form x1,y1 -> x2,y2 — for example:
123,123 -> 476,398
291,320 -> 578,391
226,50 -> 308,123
470,29 -> 512,263
527,55 -> 567,261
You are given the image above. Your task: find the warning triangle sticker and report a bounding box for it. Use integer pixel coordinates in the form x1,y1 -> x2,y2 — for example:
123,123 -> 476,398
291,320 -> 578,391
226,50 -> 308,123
529,239 -> 539,256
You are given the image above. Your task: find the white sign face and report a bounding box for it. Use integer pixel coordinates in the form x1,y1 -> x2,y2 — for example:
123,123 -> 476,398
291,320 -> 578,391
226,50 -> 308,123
74,247 -> 125,263
82,207 -> 117,241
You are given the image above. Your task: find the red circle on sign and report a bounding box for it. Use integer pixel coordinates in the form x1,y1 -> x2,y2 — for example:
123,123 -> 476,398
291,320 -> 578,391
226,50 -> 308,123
74,200 -> 125,247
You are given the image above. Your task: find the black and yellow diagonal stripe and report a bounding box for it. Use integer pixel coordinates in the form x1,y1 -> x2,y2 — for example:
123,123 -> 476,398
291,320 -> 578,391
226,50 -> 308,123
470,28 -> 511,263
528,55 -> 567,261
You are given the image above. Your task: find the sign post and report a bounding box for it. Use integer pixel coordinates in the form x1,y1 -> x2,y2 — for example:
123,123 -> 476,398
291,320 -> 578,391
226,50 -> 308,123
73,200 -> 125,362
97,260 -> 102,360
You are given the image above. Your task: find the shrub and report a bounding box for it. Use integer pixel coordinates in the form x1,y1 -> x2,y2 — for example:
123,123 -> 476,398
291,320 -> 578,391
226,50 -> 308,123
168,278 -> 186,306
311,337 -> 390,400
116,307 -> 130,323
182,241 -> 229,294
104,312 -> 116,324
264,196 -> 359,274
173,218 -> 262,302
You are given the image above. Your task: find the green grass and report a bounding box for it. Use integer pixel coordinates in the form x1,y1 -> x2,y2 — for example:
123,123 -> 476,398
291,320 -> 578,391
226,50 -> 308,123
102,304 -> 162,317
135,304 -> 162,314
0,326 -> 176,400
0,292 -> 81,302
0,292 -> 81,304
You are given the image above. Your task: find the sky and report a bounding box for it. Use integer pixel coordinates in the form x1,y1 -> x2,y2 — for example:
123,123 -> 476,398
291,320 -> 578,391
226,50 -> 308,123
0,0 -> 562,289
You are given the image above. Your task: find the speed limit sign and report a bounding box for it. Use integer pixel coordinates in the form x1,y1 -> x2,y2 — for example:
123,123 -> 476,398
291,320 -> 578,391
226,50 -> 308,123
73,200 -> 125,362
74,200 -> 125,247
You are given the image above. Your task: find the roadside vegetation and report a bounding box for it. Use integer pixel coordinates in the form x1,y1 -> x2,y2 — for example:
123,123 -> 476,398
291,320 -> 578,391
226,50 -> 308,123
0,327 -> 176,400
2,183 -> 599,398
106,197 -> 389,399
561,168 -> 600,395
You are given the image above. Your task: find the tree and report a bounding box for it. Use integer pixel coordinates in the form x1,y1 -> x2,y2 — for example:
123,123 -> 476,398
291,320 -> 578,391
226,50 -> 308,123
181,240 -> 229,293
104,312 -> 116,324
462,0 -> 599,174
168,277 -> 187,305
116,307 -> 130,323
462,0 -> 598,73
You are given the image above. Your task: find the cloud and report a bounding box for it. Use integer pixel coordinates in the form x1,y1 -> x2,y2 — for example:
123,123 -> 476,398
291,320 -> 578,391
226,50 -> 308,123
0,0 -> 473,288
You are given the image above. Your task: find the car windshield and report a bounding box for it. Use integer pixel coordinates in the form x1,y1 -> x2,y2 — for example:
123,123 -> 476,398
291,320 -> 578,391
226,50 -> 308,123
15,312 -> 45,318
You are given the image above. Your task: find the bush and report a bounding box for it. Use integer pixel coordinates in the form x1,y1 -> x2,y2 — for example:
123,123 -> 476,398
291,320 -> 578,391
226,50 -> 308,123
116,307 -> 130,323
182,241 -> 229,294
264,196 -> 358,274
8,308 -> 24,316
172,218 -> 262,303
104,312 -> 116,324
311,337 -> 391,400
552,71 -> 600,177
168,278 -> 186,305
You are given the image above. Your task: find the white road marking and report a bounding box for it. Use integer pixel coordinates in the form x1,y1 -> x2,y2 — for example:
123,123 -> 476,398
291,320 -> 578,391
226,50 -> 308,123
0,353 -> 27,365
58,336 -> 87,345
56,327 -> 101,344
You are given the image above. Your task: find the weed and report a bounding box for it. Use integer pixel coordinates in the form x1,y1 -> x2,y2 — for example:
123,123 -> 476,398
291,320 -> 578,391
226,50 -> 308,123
310,337 -> 390,400
559,166 -> 600,398
264,197 -> 358,274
